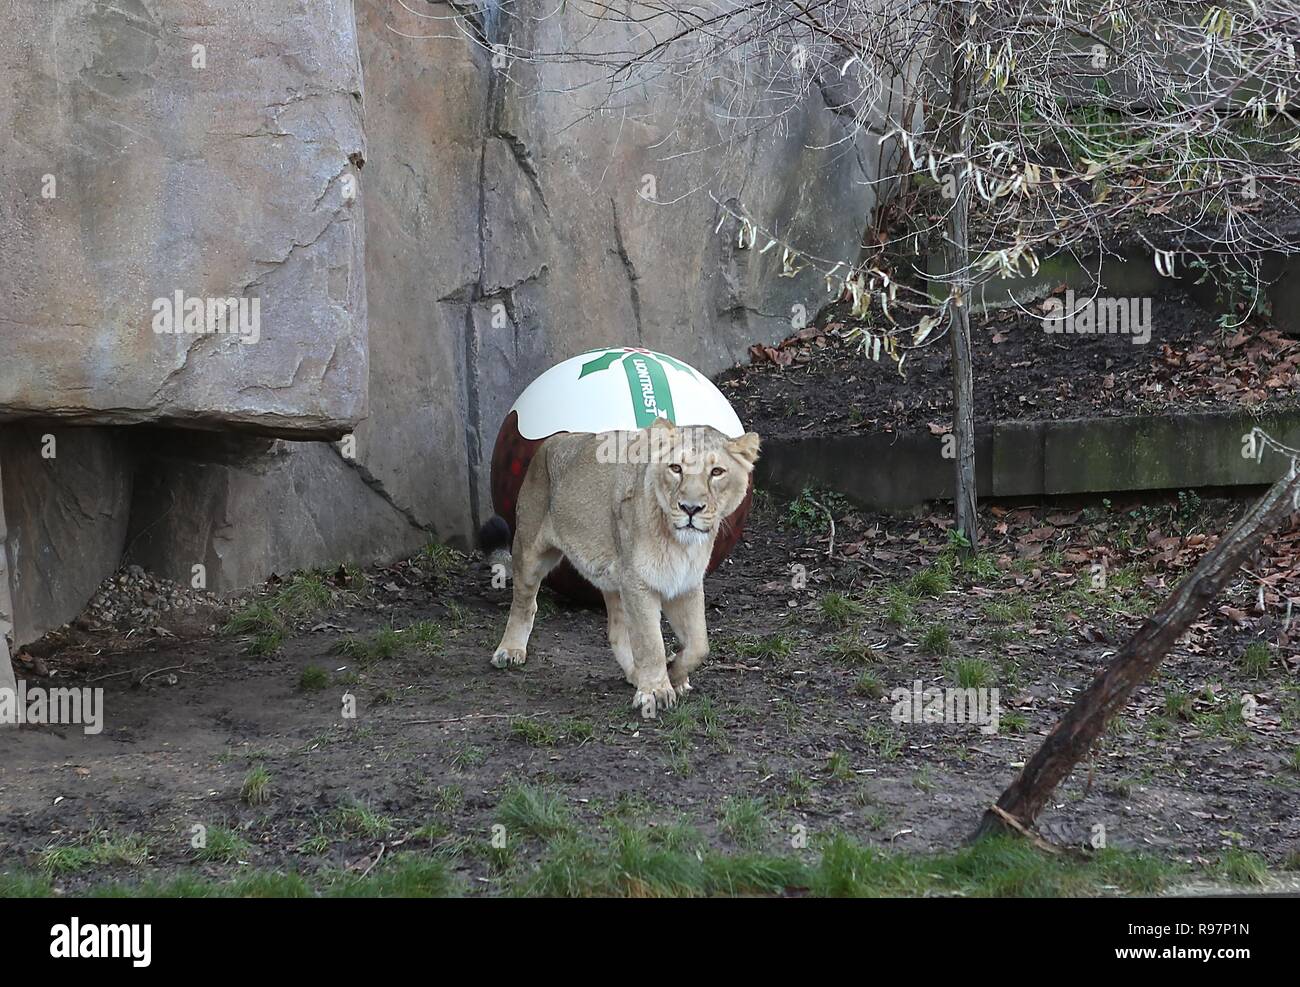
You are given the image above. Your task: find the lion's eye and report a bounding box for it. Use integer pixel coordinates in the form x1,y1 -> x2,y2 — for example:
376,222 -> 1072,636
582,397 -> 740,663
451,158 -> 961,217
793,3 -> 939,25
669,464 -> 683,474
710,467 -> 725,477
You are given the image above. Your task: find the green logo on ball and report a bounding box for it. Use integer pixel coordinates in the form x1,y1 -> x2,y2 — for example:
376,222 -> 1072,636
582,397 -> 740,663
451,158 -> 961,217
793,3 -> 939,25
577,348 -> 696,428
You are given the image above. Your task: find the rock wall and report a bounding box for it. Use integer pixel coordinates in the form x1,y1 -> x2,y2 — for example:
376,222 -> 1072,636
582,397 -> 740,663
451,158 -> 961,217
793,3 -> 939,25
122,433 -> 425,591
0,427 -> 135,643
0,0 -> 891,644
0,0 -> 368,437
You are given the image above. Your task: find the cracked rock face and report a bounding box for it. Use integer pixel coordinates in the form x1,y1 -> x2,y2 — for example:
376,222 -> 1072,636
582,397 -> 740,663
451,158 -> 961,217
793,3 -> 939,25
0,0 -> 367,437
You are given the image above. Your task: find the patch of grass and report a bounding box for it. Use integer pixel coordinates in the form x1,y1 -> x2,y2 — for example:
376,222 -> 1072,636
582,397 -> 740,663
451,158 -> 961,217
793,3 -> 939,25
450,746 -> 485,770
328,852 -> 460,898
689,695 -> 729,749
826,751 -> 855,782
784,769 -> 812,800
223,601 -> 286,654
249,629 -> 284,656
299,665 -> 330,691
510,716 -> 595,747
861,723 -> 905,760
907,565 -> 952,598
1241,641 -> 1273,678
274,572 -> 333,617
1163,688 -> 1194,721
1106,565 -> 1141,591
18,852 -> 461,898
297,826 -> 331,856
496,784 -> 573,841
826,632 -> 882,665
194,825 -> 251,864
736,633 -> 795,662
534,591 -> 562,621
432,785 -> 464,813
656,697 -> 729,774
509,830 -> 1185,898
513,826 -> 808,898
223,600 -> 283,637
947,656 -> 993,689
9,832 -> 1212,899
657,709 -> 696,775
854,670 -> 884,699
404,620 -> 444,656
811,833 -> 1183,897
336,624 -> 401,663
961,552 -> 1002,582
241,765 -> 273,806
39,832 -> 150,875
882,585 -> 916,627
1212,848 -> 1269,887
0,871 -> 54,897
336,801 -> 396,839
985,625 -> 1021,648
981,598 -> 1032,624
416,542 -> 465,587
442,600 -> 469,630
410,819 -> 451,843
999,712 -> 1028,735
718,797 -> 770,849
1197,697 -> 1250,745
819,591 -> 865,628
920,623 -> 952,656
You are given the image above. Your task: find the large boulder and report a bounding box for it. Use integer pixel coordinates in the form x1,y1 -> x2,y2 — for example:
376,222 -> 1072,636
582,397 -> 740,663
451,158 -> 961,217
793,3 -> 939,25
0,0 -> 367,437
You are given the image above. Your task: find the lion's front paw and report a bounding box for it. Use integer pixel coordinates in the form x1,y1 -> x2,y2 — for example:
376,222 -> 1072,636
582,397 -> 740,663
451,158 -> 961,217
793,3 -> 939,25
632,680 -> 677,720
669,673 -> 692,695
490,646 -> 527,669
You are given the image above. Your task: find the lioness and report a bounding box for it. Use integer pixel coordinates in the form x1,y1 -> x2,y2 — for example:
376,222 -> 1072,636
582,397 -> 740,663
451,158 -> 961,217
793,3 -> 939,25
482,417 -> 760,719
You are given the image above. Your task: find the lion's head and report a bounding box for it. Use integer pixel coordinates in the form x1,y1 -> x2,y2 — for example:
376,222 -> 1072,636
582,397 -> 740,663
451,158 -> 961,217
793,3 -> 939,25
645,418 -> 760,544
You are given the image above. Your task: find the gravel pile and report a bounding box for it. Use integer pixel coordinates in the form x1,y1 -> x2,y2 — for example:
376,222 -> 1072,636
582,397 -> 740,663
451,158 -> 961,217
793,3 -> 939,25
76,565 -> 221,631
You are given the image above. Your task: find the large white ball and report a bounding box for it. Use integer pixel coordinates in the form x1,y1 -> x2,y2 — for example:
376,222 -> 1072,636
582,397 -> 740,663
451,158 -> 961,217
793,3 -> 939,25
510,348 -> 744,439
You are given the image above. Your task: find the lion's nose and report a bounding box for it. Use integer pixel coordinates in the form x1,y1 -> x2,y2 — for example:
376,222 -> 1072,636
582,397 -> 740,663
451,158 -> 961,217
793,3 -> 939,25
679,501 -> 705,518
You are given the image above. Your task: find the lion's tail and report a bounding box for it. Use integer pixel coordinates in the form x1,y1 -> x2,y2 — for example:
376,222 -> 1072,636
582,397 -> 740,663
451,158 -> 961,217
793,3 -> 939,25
478,515 -> 513,569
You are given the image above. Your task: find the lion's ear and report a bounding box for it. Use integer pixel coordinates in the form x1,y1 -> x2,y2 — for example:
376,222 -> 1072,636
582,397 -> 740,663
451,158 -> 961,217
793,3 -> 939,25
648,415 -> 676,433
728,431 -> 761,469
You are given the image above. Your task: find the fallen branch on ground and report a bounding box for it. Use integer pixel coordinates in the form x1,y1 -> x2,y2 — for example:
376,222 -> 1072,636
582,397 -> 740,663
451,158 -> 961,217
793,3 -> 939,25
973,431 -> 1300,842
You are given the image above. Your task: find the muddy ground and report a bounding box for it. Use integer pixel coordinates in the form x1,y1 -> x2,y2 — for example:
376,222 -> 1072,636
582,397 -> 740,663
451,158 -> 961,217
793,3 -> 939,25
2,488 -> 1297,894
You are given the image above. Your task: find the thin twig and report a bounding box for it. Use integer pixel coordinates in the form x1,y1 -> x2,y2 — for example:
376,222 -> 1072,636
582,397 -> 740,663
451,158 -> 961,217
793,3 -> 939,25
808,497 -> 836,558
403,710 -> 553,725
138,664 -> 187,684
988,805 -> 1061,854
359,842 -> 386,879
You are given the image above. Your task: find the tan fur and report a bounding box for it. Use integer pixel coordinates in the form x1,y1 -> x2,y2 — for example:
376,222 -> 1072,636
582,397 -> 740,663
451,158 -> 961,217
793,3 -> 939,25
491,418 -> 760,719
